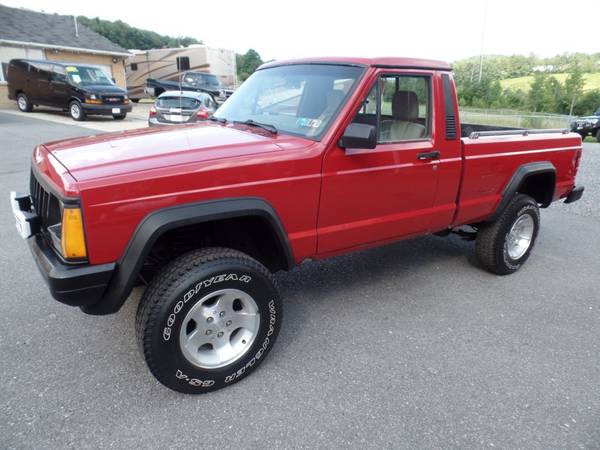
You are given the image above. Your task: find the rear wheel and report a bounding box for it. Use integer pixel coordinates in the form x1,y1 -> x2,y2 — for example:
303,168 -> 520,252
16,93 -> 33,112
135,247 -> 282,394
475,194 -> 540,275
69,101 -> 85,121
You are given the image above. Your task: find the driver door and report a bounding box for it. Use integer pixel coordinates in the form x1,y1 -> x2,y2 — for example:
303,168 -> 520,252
317,71 -> 441,255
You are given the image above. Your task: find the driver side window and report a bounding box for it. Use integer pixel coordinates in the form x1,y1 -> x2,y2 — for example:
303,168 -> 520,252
351,74 -> 431,143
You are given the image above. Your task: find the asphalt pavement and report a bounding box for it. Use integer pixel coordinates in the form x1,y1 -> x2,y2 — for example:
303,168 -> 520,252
1,111 -> 599,449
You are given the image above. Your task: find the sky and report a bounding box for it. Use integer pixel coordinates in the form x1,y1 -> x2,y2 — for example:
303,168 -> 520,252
2,0 -> 596,62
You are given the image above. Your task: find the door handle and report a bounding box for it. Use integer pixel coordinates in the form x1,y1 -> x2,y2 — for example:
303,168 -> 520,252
417,151 -> 440,160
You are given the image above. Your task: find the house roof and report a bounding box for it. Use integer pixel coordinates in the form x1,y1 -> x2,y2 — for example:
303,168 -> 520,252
0,5 -> 129,56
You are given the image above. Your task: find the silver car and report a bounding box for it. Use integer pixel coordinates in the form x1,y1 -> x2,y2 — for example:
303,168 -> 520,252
148,90 -> 217,126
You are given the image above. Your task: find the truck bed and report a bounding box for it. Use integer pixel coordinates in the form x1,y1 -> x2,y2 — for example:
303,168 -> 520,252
453,129 -> 581,226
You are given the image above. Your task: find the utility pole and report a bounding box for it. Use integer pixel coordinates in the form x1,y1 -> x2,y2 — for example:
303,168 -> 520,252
478,0 -> 489,83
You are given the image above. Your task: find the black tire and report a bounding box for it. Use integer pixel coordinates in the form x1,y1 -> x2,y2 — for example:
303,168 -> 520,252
16,92 -> 33,112
596,128 -> 600,143
135,247 -> 282,394
475,194 -> 540,275
131,98 -> 140,103
578,132 -> 587,141
113,113 -> 127,120
69,100 -> 85,121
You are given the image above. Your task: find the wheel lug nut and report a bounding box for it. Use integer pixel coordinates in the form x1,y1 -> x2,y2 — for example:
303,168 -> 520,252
206,317 -> 214,323
217,331 -> 224,338
205,330 -> 212,335
226,320 -> 232,327
219,311 -> 225,317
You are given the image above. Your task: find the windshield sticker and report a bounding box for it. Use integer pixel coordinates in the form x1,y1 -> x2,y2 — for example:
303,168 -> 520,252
71,74 -> 82,84
65,66 -> 78,72
296,118 -> 322,128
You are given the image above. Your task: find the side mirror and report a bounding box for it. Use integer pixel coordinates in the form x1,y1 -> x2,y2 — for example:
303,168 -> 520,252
339,123 -> 377,150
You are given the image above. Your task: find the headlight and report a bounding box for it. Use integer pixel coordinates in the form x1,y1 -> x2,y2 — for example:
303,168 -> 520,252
590,118 -> 598,125
85,94 -> 102,104
60,207 -> 87,259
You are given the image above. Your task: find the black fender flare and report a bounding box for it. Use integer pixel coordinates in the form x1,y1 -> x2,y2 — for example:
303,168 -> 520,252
488,161 -> 556,222
81,197 -> 294,315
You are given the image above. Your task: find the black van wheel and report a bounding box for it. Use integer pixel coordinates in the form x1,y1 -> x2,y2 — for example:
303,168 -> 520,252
113,113 -> 127,120
69,101 -> 86,121
16,93 -> 33,112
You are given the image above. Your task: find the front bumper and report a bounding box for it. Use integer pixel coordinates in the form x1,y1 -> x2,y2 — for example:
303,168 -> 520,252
28,234 -> 115,307
81,103 -> 132,115
11,191 -> 115,307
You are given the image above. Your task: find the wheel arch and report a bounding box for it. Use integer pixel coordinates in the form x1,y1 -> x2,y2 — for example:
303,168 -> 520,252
488,161 -> 555,222
81,197 -> 294,315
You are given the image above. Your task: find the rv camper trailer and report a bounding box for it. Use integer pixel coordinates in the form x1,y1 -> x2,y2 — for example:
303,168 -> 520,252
126,45 -> 236,101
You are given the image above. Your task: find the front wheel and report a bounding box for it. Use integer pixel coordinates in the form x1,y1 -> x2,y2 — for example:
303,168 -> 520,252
135,247 -> 282,394
596,129 -> 600,143
69,101 -> 85,121
475,194 -> 540,275
16,93 -> 33,112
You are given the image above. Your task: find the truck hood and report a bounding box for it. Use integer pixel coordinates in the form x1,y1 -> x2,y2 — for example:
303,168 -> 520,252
42,123 -> 309,182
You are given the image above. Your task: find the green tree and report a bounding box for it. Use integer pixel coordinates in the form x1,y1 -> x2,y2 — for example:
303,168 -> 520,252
574,90 -> 600,116
562,66 -> 585,115
77,16 -> 201,50
528,72 -> 548,112
236,49 -> 263,82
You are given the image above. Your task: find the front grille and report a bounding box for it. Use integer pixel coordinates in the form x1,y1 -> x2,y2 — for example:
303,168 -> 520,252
30,171 -> 61,229
101,95 -> 124,104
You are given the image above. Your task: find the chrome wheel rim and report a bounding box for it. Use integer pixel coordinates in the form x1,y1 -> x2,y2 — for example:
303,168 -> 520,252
70,104 -> 80,119
506,214 -> 534,260
17,95 -> 27,110
179,288 -> 260,369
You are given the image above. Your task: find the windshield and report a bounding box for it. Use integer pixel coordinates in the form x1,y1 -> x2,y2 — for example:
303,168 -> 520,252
65,65 -> 114,86
183,72 -> 220,87
214,64 -> 364,139
157,96 -> 201,109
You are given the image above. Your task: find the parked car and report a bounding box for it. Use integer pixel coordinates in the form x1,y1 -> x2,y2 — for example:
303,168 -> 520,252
148,90 -> 217,126
6,59 -> 132,121
145,71 -> 228,103
571,107 -> 600,142
11,56 -> 584,394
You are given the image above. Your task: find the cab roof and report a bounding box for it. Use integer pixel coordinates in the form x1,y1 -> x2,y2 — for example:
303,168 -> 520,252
259,57 -> 452,71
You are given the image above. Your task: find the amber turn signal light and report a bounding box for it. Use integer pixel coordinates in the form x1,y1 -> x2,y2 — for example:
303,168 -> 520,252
61,207 -> 87,259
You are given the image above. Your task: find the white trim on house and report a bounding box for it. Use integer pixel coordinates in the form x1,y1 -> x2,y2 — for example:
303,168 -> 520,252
0,39 -> 131,57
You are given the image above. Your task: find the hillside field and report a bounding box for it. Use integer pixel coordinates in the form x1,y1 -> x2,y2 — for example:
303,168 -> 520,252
500,73 -> 600,92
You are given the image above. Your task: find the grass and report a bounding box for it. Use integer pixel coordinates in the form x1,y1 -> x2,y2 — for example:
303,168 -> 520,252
500,73 -> 600,93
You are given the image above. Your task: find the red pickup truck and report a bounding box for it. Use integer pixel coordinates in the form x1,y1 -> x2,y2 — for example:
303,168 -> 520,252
11,57 -> 584,393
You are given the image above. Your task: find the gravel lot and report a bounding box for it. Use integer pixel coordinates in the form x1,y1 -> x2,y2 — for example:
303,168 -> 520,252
1,112 -> 599,449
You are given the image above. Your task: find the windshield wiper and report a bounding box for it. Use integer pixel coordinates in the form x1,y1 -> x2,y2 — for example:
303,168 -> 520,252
233,119 -> 278,134
209,116 -> 227,124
